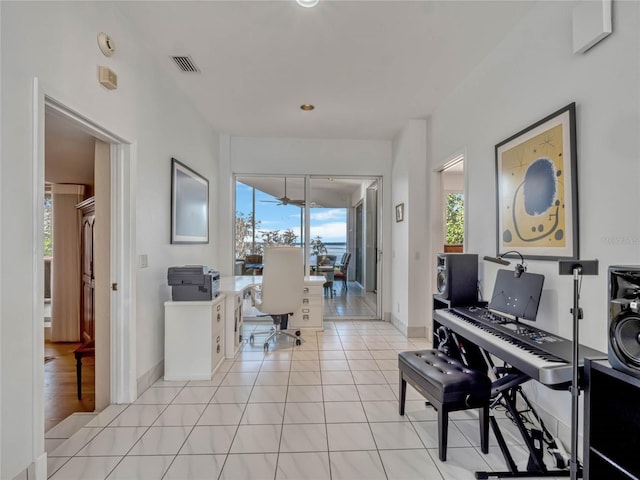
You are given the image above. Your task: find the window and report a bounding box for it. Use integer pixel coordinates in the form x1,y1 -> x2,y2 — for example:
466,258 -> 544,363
235,176 -> 304,264
445,192 -> 464,248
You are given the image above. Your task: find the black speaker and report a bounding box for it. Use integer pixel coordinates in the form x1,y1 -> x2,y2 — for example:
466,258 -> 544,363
608,266 -> 640,377
436,253 -> 478,307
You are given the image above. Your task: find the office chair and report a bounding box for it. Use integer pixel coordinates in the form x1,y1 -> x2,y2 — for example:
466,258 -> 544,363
249,246 -> 304,351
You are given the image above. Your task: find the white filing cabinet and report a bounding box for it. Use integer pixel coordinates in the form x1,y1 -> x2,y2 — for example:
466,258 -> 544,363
164,295 -> 225,380
290,284 -> 323,330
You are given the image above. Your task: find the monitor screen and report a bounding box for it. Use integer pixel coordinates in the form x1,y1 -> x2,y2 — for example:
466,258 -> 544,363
489,269 -> 545,321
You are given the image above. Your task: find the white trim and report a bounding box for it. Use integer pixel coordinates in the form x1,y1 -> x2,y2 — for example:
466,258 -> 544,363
31,78 -> 46,477
111,143 -> 137,403
32,79 -> 137,473
44,93 -> 137,403
304,176 -> 311,268
436,152 -> 465,173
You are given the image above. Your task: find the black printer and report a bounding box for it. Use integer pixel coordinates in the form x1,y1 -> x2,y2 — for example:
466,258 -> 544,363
167,266 -> 220,301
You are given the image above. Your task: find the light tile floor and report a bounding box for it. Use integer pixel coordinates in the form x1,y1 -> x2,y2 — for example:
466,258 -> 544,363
46,321 -> 570,479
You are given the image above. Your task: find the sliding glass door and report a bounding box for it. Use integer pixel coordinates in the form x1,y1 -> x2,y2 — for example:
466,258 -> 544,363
234,175 -> 381,320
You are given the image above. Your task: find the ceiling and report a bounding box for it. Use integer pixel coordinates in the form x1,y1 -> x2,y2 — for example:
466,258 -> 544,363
115,0 -> 535,140
45,1 -> 535,192
45,109 -> 95,185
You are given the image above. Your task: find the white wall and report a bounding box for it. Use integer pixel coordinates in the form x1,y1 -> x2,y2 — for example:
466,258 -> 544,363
0,3 -> 219,478
221,136 -> 393,315
428,0 -> 640,438
442,171 -> 463,192
391,120 -> 429,335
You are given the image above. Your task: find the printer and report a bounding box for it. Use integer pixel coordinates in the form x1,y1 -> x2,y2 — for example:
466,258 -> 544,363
167,265 -> 220,301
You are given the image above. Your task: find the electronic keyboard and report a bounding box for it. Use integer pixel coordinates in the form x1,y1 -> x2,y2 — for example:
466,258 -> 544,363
434,306 -> 605,387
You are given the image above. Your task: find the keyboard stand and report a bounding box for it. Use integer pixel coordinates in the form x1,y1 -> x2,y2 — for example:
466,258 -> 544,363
475,367 -> 574,479
451,346 -> 574,479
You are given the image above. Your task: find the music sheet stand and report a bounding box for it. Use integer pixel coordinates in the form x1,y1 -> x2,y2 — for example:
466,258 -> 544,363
559,259 -> 598,480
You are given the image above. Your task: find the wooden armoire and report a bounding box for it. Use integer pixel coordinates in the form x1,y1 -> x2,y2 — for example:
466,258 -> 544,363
76,197 -> 95,344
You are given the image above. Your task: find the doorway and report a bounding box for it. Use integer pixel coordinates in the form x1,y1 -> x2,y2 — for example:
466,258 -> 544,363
44,107 -> 103,431
33,87 -> 137,454
438,153 -> 466,253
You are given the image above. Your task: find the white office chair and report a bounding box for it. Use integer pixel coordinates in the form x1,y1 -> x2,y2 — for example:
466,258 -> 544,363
249,246 -> 304,351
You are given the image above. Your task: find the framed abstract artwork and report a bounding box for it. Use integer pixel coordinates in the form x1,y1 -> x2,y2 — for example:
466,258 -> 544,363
395,203 -> 404,222
494,103 -> 577,260
171,157 -> 209,244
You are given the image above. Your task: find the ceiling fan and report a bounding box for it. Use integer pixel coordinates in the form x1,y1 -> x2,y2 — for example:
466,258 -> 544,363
261,177 -> 305,206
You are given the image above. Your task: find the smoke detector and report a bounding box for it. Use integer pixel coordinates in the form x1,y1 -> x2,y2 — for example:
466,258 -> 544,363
97,32 -> 116,57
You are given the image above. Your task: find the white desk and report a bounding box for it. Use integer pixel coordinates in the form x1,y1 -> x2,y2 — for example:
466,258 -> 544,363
219,275 -> 326,358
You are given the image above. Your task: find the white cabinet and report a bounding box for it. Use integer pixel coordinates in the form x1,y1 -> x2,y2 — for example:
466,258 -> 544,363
164,295 -> 225,381
290,284 -> 323,330
224,292 -> 244,359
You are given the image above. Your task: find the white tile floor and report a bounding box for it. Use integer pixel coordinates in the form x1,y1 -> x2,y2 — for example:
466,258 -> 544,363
46,321 -> 570,479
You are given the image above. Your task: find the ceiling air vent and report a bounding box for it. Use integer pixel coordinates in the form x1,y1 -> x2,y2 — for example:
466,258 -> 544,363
170,55 -> 200,73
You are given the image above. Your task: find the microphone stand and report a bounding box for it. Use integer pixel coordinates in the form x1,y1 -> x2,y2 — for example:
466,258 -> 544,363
559,260 -> 598,480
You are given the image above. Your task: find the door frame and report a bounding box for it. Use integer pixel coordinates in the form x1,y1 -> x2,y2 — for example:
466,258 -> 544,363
432,150 -> 467,287
32,78 -> 137,471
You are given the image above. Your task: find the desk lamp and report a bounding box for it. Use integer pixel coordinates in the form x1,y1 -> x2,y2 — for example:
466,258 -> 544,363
483,250 -> 527,278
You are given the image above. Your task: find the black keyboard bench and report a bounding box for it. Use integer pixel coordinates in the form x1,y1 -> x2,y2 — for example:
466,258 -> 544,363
398,349 -> 491,461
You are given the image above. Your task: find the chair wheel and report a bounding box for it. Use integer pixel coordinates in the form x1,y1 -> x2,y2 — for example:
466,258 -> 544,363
296,339 -> 301,346
249,334 -> 255,344
264,343 -> 269,352
295,330 -> 301,336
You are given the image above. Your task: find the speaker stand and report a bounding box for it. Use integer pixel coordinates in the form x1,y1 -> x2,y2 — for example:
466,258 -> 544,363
559,259 -> 598,480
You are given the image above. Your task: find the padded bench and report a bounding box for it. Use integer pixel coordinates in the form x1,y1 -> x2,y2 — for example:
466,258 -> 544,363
398,349 -> 491,461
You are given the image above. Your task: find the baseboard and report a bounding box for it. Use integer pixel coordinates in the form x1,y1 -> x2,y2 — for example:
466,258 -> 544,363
389,314 -> 428,339
520,385 -> 582,463
406,325 -> 427,338
389,314 -> 405,335
12,452 -> 47,480
136,359 -> 164,397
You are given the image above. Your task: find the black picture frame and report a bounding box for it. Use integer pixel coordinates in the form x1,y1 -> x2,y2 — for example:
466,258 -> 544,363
494,102 -> 578,261
171,157 -> 209,244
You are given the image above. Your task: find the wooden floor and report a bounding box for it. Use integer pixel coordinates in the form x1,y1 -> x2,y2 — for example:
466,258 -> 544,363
44,341 -> 95,433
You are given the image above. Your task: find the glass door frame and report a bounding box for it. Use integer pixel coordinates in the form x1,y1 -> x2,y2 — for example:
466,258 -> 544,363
233,173 -> 383,320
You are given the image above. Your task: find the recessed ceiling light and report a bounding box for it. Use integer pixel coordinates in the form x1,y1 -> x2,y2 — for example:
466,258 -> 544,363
296,0 -> 319,8
300,104 -> 315,111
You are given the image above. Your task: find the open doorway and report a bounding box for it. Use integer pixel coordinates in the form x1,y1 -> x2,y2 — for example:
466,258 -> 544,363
439,154 -> 465,253
309,176 -> 379,319
33,87 -> 137,460
43,107 -> 101,432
